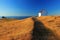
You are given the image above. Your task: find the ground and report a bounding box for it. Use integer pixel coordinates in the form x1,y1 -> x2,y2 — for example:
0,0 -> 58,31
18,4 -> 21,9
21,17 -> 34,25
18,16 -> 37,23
0,16 -> 60,40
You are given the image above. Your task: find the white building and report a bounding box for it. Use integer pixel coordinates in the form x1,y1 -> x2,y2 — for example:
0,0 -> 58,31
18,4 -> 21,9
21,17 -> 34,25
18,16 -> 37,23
38,12 -> 42,17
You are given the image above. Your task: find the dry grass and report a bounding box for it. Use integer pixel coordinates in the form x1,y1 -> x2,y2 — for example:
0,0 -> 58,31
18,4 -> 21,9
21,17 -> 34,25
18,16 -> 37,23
0,16 -> 60,40
37,16 -> 60,40
0,18 -> 34,40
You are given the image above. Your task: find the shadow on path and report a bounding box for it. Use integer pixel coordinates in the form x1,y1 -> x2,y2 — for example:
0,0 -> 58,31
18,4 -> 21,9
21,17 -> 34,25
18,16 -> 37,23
32,17 -> 56,40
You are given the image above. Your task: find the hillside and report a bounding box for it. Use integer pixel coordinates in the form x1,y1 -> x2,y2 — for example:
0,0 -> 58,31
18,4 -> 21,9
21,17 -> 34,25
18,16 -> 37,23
0,16 -> 60,40
0,18 -> 34,40
33,16 -> 60,40
37,16 -> 60,39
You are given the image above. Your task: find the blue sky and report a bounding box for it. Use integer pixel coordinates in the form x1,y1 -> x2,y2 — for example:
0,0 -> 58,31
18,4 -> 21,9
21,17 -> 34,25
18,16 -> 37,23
0,0 -> 60,16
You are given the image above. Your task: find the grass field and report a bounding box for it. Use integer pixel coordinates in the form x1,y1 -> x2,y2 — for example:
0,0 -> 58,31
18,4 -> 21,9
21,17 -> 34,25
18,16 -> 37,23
0,16 -> 60,40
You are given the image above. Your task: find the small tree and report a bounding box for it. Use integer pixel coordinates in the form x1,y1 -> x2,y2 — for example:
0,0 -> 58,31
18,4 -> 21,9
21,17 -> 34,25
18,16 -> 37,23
39,9 -> 48,16
2,16 -> 6,19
